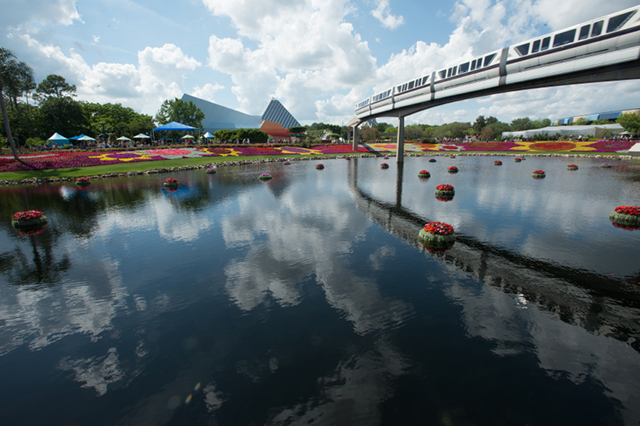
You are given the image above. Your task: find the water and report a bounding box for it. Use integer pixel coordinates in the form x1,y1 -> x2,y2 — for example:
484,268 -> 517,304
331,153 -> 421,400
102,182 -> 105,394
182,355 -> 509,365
0,155 -> 639,425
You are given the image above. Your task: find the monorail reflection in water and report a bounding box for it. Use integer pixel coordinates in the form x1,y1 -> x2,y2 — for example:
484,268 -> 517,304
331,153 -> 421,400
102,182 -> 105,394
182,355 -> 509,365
0,156 -> 639,425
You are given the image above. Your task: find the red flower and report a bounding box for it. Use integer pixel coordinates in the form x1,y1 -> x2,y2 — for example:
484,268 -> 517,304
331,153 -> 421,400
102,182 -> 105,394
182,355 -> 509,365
448,166 -> 458,171
533,170 -> 545,174
164,178 -> 178,183
380,163 -> 389,167
436,184 -> 454,191
418,170 -> 429,174
76,177 -> 90,182
12,210 -> 44,221
614,206 -> 640,216
424,221 -> 454,235
567,164 -> 578,168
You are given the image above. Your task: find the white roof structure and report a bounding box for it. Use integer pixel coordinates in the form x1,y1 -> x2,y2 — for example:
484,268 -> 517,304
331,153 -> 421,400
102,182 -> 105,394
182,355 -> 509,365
503,124 -> 624,138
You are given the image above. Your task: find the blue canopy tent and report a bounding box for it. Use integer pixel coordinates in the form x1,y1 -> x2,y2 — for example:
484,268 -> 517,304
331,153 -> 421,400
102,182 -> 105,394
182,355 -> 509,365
152,121 -> 198,143
47,132 -> 70,146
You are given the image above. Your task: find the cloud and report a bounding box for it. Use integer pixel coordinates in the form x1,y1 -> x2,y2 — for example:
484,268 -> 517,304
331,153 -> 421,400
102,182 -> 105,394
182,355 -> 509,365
18,36 -> 201,115
0,0 -> 81,29
190,83 -> 226,102
370,0 -> 404,29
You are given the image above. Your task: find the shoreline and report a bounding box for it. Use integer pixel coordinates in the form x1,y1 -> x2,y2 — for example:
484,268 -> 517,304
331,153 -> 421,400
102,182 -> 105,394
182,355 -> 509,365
0,151 -> 636,186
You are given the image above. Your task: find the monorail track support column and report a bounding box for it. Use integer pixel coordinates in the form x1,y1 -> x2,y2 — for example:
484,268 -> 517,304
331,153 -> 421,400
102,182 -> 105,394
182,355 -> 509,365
352,125 -> 359,151
396,115 -> 405,163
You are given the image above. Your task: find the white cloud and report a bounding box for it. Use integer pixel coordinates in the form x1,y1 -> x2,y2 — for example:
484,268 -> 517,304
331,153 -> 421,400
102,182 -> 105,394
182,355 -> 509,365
0,0 -> 81,29
190,83 -> 226,102
371,0 -> 404,29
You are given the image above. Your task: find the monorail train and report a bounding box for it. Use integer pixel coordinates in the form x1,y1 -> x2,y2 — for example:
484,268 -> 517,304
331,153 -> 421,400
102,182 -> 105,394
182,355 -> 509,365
355,5 -> 640,118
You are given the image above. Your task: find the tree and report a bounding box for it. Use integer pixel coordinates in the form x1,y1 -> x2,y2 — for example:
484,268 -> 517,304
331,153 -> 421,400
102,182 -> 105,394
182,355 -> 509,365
479,126 -> 495,141
487,121 -> 511,139
510,117 -> 535,131
39,96 -> 88,138
361,126 -> 379,141
35,74 -> 76,100
0,47 -> 33,160
288,126 -> 307,134
155,98 -> 204,132
472,115 -> 486,133
618,112 -> 640,135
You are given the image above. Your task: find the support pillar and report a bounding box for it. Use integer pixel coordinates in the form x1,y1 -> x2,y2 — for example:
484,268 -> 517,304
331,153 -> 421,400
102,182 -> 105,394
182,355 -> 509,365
352,126 -> 359,151
396,115 -> 405,163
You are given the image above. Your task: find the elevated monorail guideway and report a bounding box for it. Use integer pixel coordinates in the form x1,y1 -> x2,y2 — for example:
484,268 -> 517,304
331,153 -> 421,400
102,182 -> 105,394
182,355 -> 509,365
350,5 -> 640,161
346,158 -> 640,353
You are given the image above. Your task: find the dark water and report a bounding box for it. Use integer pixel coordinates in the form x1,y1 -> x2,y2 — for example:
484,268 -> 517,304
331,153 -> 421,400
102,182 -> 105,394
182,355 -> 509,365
1,155 -> 639,426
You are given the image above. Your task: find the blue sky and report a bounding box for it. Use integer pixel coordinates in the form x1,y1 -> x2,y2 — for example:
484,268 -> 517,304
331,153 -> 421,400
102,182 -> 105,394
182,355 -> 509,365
3,0 -> 640,126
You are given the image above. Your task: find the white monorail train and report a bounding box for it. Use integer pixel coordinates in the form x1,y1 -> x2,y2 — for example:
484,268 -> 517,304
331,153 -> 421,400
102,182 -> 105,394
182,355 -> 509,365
355,5 -> 640,118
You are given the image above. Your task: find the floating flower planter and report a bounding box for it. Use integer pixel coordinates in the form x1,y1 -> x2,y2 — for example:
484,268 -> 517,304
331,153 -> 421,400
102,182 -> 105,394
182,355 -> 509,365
12,210 -> 48,232
316,164 -> 324,169
447,166 -> 458,173
418,170 -> 430,178
283,160 -> 291,165
514,157 -> 522,162
532,170 -> 546,178
384,156 -> 389,159
567,164 -> 578,170
163,178 -> 179,188
429,159 -> 437,163
419,221 -> 456,250
435,184 -> 455,199
76,177 -> 91,186
344,157 -> 351,161
494,160 -> 502,166
450,155 -> 456,158
259,173 -> 272,180
206,168 -> 217,174
599,163 -> 611,168
609,205 -> 640,228
380,163 -> 389,169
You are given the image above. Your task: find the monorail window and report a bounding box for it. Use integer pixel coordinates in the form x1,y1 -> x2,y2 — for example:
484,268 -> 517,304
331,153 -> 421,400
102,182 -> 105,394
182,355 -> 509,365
515,43 -> 530,56
579,25 -> 590,40
484,53 -> 496,66
438,70 -> 447,79
452,66 -> 457,76
532,40 -> 541,53
541,37 -> 550,50
591,20 -> 603,37
607,11 -> 636,33
459,62 -> 469,73
471,59 -> 476,70
422,76 -> 429,85
397,86 -> 402,92
553,29 -> 575,47
408,81 -> 414,89
447,68 -> 452,77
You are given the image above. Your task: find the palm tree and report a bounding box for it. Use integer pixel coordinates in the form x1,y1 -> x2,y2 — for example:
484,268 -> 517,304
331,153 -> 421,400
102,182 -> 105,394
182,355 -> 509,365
1,47 -> 34,161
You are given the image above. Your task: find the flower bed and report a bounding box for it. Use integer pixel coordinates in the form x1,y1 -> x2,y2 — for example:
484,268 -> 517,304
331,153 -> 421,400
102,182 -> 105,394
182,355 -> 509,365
380,163 -> 389,169
609,205 -> 640,227
316,164 -> 324,169
259,173 -> 272,180
418,170 -> 430,178
567,164 -> 578,170
206,168 -> 217,174
435,184 -> 455,198
163,177 -> 179,188
76,177 -> 91,186
447,166 -> 458,173
11,210 -> 48,230
418,221 -> 457,248
494,160 -> 502,165
599,163 -> 611,168
532,170 -> 546,178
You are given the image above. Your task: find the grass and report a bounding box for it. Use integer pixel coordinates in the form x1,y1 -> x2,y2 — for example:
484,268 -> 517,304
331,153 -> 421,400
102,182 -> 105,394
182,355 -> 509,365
0,149 -> 635,181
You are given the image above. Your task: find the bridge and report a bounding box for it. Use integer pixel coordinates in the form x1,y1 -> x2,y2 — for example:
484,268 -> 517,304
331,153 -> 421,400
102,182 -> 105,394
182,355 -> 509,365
349,6 -> 640,161
346,159 -> 640,353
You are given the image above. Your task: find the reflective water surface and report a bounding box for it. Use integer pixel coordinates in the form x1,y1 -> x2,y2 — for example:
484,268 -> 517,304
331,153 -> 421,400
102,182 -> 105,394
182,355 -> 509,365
1,156 -> 639,425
